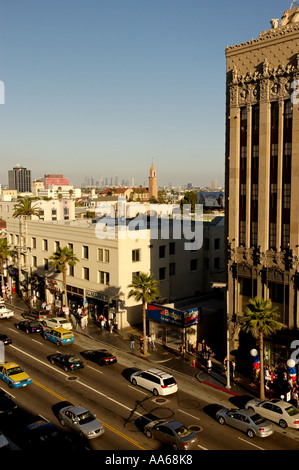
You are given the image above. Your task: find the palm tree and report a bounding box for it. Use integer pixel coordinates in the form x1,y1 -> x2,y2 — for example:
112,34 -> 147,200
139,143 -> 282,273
128,272 -> 160,355
0,239 -> 14,299
49,246 -> 79,307
12,197 -> 42,292
242,297 -> 282,399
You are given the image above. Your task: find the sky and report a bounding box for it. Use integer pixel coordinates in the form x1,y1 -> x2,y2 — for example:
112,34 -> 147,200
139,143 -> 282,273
0,0 -> 292,187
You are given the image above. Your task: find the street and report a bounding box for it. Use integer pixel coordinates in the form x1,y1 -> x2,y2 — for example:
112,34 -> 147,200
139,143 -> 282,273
1,308 -> 299,452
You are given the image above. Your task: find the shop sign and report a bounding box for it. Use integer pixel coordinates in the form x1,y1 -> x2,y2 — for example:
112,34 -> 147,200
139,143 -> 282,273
147,304 -> 198,328
86,290 -> 108,302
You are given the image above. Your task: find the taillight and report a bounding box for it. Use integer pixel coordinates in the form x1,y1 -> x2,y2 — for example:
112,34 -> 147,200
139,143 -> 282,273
293,420 -> 299,424
259,428 -> 264,432
161,385 -> 167,388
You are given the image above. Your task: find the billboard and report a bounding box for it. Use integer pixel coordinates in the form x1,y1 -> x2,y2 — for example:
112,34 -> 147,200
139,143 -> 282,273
147,304 -> 199,328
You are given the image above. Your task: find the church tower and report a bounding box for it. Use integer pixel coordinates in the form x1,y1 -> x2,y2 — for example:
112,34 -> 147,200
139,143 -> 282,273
148,162 -> 158,200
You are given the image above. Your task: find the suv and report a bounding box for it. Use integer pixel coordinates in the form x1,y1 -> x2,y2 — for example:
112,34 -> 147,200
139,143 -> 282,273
130,368 -> 178,396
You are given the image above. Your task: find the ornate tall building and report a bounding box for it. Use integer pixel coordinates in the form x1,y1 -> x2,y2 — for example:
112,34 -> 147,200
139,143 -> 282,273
148,162 -> 158,200
225,6 -> 299,367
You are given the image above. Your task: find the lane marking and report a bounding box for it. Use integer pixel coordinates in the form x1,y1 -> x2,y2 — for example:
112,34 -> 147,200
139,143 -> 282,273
128,385 -> 148,395
238,437 -> 264,450
178,409 -> 201,420
86,365 -> 103,374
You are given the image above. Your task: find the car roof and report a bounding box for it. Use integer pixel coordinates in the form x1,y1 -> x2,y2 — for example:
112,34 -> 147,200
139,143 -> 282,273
146,368 -> 174,379
162,421 -> 184,429
50,327 -> 73,333
64,405 -> 90,414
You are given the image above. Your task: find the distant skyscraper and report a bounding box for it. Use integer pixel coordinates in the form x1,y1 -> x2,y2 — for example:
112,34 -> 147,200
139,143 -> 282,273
210,179 -> 218,190
8,165 -> 31,192
44,174 -> 69,188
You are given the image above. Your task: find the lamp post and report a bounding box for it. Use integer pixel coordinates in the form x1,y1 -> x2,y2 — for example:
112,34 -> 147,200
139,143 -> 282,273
211,282 -> 231,389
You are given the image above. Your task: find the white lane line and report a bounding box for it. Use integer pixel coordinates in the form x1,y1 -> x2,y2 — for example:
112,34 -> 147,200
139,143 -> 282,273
197,444 -> 208,450
178,409 -> 201,420
0,386 -> 15,399
128,384 -> 148,395
31,339 -> 43,345
86,364 -> 103,374
9,328 -> 18,333
238,437 -> 264,450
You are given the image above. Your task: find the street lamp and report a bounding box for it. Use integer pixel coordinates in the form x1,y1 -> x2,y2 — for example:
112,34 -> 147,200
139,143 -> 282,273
211,282 -> 231,389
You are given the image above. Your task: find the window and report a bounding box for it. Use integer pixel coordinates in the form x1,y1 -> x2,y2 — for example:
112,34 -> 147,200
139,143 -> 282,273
31,237 -> 36,249
98,248 -> 110,263
83,267 -> 89,280
132,271 -> 140,282
44,259 -> 49,271
159,245 -> 166,259
43,239 -> 48,251
159,267 -> 166,281
214,257 -> 220,270
169,242 -> 175,255
214,238 -> 220,250
132,249 -> 140,262
69,265 -> 74,277
68,243 -> 73,250
98,271 -> 110,285
55,241 -> 60,251
190,259 -> 198,271
82,245 -> 89,259
169,262 -> 175,275
32,256 -> 37,267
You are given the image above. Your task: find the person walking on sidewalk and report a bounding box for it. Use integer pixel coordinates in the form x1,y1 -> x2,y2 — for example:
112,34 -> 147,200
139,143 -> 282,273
206,357 -> 212,374
130,334 -> 135,351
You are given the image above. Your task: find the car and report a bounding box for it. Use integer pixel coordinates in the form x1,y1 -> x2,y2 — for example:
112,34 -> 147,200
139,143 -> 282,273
25,419 -> 75,449
144,419 -> 199,450
43,317 -> 72,330
81,349 -> 117,366
0,334 -> 12,346
0,389 -> 18,415
216,407 -> 274,438
130,368 -> 178,396
49,354 -> 84,371
15,320 -> 44,334
0,305 -> 14,319
245,398 -> 299,429
0,362 -> 32,388
23,307 -> 49,321
42,328 -> 74,346
58,405 -> 104,439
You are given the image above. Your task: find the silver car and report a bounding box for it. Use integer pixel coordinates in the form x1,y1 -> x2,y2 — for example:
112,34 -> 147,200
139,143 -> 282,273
58,405 -> 104,439
144,419 -> 199,450
216,408 -> 274,438
245,398 -> 299,429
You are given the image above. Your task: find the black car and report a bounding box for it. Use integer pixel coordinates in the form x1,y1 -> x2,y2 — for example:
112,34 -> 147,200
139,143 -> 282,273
25,419 -> 75,449
0,333 -> 12,345
81,349 -> 117,365
0,389 -> 18,415
15,320 -> 44,334
49,354 -> 84,371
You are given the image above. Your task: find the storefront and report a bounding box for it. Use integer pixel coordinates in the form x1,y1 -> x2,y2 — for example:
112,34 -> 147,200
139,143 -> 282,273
147,303 -> 199,352
66,285 -> 84,312
85,290 -> 110,320
45,279 -> 63,307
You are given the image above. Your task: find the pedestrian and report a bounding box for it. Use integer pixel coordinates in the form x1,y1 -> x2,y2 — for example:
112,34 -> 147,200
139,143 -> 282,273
113,318 -> 118,332
41,301 -> 47,309
46,303 -> 52,316
151,333 -> 156,350
179,344 -> 185,359
130,334 -> 135,350
231,360 -> 236,379
140,336 -> 144,353
206,357 -> 212,374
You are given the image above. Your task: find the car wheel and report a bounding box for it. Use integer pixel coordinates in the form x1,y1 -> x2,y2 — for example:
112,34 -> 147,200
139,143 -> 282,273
26,329 -> 30,334
64,366 -> 69,372
145,429 -> 152,438
8,382 -> 12,389
217,416 -> 225,425
56,340 -> 60,346
59,418 -> 66,426
16,325 -> 19,329
247,406 -> 255,411
131,378 -> 137,386
153,388 -> 159,396
247,429 -> 255,438
172,443 -> 179,451
50,359 -> 55,365
279,419 -> 287,429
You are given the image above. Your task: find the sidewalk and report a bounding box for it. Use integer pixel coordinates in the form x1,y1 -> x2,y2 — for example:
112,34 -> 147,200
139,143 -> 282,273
6,293 -> 261,399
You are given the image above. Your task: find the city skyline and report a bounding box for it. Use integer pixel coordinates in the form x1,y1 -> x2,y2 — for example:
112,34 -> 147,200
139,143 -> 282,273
0,0 -> 287,186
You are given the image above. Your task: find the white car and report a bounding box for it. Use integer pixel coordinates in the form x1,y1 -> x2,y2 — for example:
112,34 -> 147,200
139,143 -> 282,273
130,368 -> 178,396
0,304 -> 14,319
42,317 -> 72,330
245,398 -> 299,429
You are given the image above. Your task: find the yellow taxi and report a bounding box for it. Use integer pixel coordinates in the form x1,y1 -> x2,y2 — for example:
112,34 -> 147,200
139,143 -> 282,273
0,362 -> 32,388
42,327 -> 74,345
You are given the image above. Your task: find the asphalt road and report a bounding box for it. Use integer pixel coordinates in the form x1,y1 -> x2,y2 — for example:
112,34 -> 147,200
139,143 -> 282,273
1,309 -> 299,452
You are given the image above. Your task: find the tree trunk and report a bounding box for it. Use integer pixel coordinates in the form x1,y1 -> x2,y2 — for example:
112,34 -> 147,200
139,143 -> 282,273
259,332 -> 265,400
143,301 -> 148,355
0,258 -> 5,299
63,268 -> 68,307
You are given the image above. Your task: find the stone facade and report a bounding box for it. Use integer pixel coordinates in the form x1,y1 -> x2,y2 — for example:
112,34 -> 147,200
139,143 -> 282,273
225,7 -> 299,364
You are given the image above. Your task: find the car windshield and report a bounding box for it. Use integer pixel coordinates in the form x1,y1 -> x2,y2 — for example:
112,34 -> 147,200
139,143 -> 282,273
7,366 -> 24,376
29,322 -> 40,327
285,405 -> 299,416
62,332 -> 73,338
77,411 -> 95,424
59,320 -> 69,324
251,414 -> 267,425
175,425 -> 192,438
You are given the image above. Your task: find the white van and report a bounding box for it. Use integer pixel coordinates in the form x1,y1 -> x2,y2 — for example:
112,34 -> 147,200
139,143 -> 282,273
130,368 -> 178,396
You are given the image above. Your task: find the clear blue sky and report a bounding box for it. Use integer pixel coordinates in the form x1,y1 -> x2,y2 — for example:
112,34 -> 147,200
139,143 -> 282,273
0,0 -> 289,187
